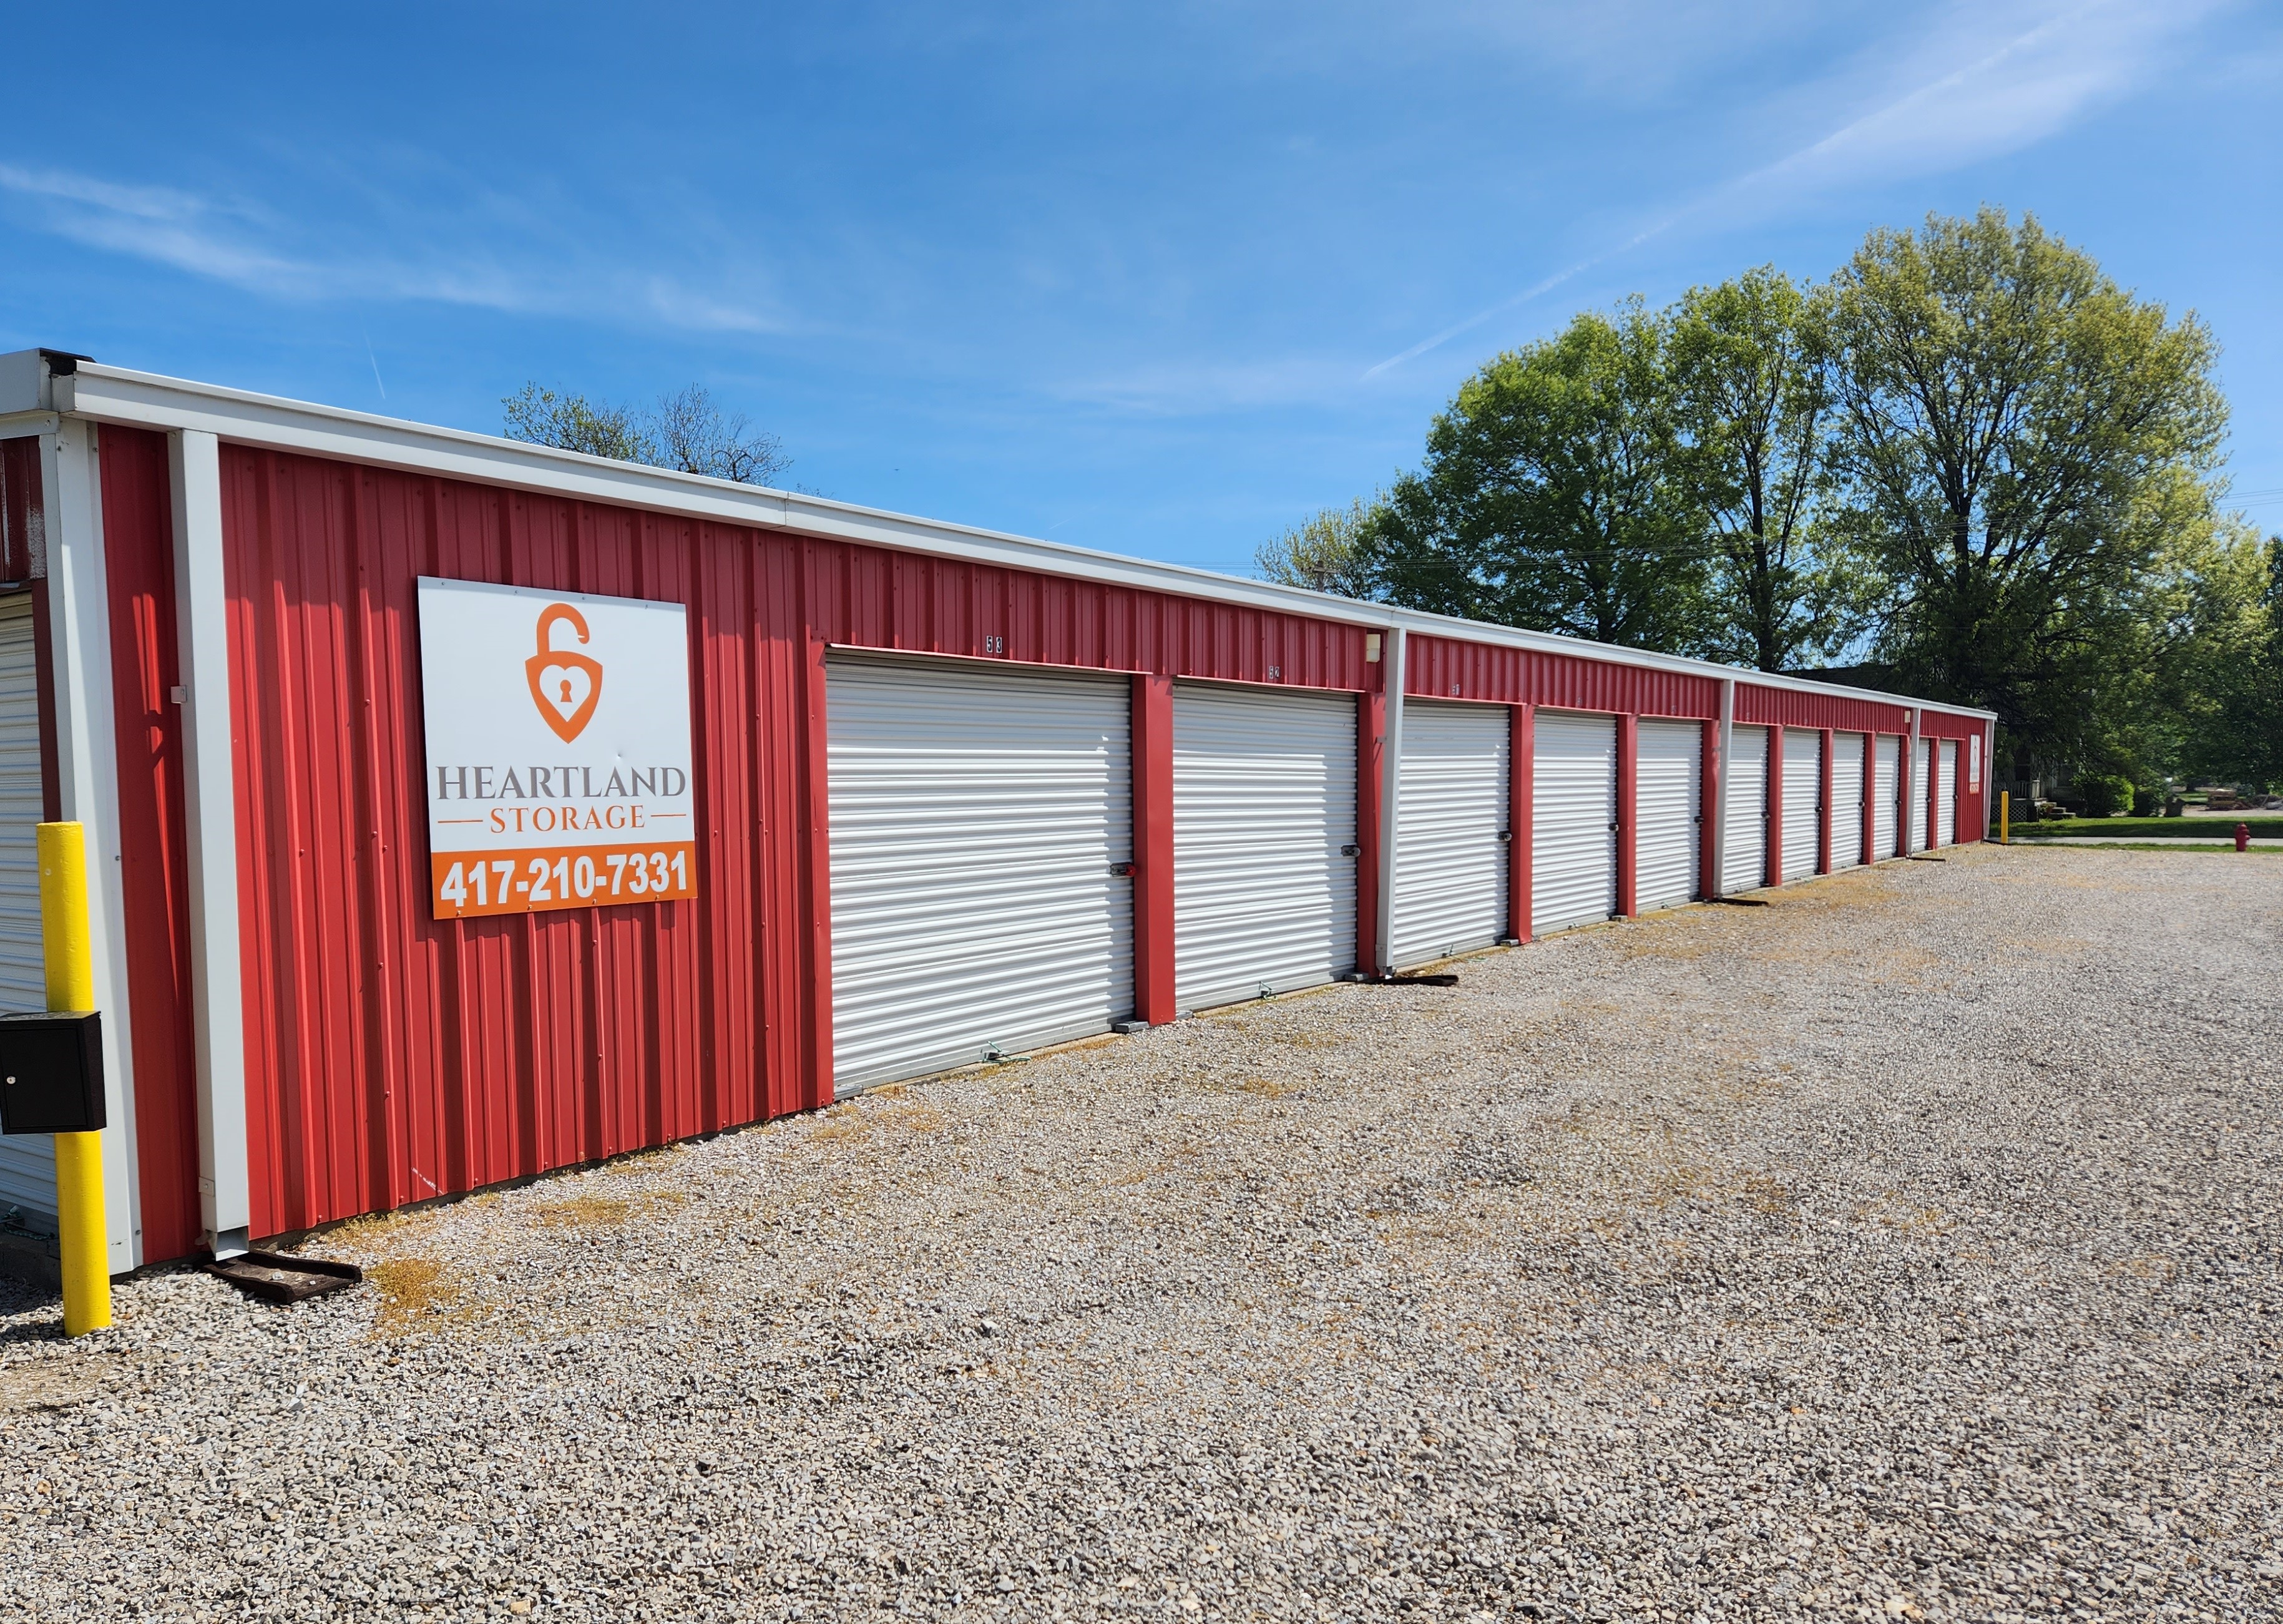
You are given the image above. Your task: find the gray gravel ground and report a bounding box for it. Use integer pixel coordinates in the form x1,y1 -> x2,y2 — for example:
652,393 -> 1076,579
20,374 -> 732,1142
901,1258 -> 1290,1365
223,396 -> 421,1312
4,844 -> 2280,1623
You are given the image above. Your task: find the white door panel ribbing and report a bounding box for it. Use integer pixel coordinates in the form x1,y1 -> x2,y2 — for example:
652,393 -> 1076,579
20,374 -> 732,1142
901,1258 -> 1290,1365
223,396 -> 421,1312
1721,725 -> 1769,893
1634,720 -> 1700,912
1872,735 -> 1900,859
1937,741 -> 1958,846
1532,712 -> 1617,936
1830,733 -> 1866,869
827,658 -> 1133,1090
1390,701 -> 1508,968
1173,684 -> 1357,1010
0,597 -> 58,1227
1913,739 -> 1932,852
1780,729 -> 1821,882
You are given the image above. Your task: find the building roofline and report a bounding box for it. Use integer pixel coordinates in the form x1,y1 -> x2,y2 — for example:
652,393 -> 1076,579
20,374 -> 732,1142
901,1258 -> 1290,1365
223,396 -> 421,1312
11,351 -> 1993,720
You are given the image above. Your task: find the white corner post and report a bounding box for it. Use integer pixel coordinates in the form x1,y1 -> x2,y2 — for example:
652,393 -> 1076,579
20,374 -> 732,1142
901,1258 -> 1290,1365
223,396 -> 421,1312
1372,626 -> 1405,977
39,417 -> 142,1273
1711,677 -> 1735,898
169,430 -> 250,1259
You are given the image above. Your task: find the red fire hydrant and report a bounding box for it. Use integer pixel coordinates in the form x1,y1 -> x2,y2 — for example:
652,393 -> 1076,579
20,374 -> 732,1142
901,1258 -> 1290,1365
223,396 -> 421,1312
2237,823 -> 2251,853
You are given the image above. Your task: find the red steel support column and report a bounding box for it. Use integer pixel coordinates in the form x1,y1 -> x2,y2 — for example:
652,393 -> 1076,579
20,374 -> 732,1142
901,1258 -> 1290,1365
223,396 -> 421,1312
1131,673 -> 1176,1025
1508,704 -> 1534,943
1764,726 -> 1784,887
1356,688 -> 1386,974
1698,718 -> 1719,898
798,622 -> 835,1110
1817,726 -> 1836,874
1860,732 -> 1877,865
1615,713 -> 1638,916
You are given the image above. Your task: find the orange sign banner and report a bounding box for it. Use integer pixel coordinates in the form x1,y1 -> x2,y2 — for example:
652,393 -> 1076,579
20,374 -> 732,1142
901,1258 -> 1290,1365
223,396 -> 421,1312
430,841 -> 698,919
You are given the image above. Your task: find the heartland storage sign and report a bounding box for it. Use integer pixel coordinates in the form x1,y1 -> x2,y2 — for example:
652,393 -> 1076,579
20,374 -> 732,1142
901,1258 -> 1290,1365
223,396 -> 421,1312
418,577 -> 697,919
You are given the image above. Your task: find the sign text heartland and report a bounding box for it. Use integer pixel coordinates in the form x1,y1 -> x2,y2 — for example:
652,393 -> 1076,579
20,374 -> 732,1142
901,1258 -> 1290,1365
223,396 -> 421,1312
431,764 -> 690,801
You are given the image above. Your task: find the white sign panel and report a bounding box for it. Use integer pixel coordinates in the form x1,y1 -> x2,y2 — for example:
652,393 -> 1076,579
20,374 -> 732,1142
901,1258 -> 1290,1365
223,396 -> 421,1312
418,577 -> 697,919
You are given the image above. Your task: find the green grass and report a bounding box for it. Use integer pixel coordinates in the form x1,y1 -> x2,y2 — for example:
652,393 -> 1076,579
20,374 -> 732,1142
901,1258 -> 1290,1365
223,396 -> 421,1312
2006,814 -> 2283,841
2001,839 -> 2283,855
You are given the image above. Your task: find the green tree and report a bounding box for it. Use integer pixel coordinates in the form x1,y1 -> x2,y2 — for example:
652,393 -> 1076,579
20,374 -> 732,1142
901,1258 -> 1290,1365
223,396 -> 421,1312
1254,495 -> 1383,597
1821,208 -> 2229,776
504,383 -> 791,486
2178,527 -> 2283,788
503,384 -> 648,462
1669,267 -> 1847,672
1363,300 -> 1713,651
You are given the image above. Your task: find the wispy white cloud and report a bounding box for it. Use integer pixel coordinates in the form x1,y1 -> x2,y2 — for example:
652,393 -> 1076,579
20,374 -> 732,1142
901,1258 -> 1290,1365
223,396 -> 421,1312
1050,355 -> 1363,416
0,157 -> 792,337
1362,0 -> 2231,379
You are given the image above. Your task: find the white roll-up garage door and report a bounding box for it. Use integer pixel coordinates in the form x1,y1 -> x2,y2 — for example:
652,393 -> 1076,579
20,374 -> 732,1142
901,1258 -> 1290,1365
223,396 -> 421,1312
1913,738 -> 1932,852
1937,740 -> 1958,846
1390,701 -> 1508,969
1872,735 -> 1900,859
1830,732 -> 1865,869
1634,719 -> 1700,913
1779,729 -> 1821,883
1173,683 -> 1357,1010
1532,712 -> 1617,936
0,595 -> 57,1229
1721,724 -> 1769,894
827,657 -> 1134,1090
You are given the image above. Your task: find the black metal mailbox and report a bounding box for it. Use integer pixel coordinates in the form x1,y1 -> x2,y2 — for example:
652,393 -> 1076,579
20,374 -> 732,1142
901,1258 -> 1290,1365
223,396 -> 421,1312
0,1010 -> 105,1135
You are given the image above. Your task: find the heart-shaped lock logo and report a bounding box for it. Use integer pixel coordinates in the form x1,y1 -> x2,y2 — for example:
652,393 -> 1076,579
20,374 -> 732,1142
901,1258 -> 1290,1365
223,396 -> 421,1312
525,603 -> 604,742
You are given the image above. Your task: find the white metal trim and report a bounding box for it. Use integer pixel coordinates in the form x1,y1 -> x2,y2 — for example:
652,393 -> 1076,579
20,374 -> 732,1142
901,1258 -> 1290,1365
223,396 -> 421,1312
1373,627 -> 1405,975
168,431 -> 249,1253
41,422 -> 140,1271
39,356 -> 1995,723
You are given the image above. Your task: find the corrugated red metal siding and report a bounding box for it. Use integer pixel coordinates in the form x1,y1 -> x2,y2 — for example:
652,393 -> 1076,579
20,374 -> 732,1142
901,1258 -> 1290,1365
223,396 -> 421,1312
1733,683 -> 1912,735
96,427 -> 204,1264
808,543 -> 1372,688
222,450 -> 824,1241
1405,635 -> 1719,719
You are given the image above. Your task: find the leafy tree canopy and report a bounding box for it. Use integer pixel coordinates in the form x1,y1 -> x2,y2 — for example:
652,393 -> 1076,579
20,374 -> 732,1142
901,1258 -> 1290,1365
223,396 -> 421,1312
1362,300 -> 1713,653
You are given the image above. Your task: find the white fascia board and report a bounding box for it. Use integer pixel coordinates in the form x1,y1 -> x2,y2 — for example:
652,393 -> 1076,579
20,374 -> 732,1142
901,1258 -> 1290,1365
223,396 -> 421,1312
54,359 -> 1995,722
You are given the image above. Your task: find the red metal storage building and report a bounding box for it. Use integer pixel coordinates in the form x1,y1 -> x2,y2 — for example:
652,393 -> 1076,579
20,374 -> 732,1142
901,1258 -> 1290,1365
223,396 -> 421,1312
0,350 -> 1995,1273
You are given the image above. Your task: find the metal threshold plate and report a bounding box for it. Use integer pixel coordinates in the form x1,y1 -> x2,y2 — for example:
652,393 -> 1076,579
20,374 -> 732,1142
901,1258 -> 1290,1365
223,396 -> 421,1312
204,1250 -> 364,1305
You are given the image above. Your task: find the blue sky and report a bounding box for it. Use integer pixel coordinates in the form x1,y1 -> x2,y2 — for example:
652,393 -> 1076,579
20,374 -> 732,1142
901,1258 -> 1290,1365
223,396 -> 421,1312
2,1 -> 2276,577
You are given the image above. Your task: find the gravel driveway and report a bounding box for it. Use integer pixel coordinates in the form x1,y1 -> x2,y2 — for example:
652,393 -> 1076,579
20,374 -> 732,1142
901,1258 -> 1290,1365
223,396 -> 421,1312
4,845 -> 2279,1622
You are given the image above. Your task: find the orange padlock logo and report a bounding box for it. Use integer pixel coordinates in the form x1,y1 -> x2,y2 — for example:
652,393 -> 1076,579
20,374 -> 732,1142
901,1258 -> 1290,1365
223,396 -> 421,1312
526,603 -> 604,743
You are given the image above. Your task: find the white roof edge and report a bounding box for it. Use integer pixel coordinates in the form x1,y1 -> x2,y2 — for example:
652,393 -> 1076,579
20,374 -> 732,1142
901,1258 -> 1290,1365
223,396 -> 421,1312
44,355 -> 1993,720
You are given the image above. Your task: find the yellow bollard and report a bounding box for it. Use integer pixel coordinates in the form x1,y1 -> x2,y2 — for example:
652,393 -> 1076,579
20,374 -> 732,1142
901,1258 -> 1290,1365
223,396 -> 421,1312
2000,790 -> 2010,846
38,821 -> 109,1335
